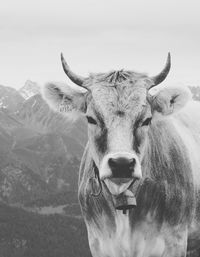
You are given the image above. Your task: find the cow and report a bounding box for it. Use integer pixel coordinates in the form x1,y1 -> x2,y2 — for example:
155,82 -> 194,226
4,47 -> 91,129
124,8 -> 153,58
42,53 -> 200,257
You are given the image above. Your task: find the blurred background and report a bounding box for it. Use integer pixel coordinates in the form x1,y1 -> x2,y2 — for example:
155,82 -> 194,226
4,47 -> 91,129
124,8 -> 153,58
0,0 -> 199,256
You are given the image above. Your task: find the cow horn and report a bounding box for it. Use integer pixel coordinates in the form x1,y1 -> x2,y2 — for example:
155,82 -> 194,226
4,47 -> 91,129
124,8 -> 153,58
150,53 -> 171,88
61,53 -> 87,88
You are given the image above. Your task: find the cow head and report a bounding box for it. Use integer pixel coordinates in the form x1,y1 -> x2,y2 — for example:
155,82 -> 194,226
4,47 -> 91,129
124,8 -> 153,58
43,53 -> 191,196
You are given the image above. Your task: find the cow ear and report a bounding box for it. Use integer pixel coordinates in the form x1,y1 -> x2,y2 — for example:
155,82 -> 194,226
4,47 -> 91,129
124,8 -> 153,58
149,86 -> 192,115
42,82 -> 88,120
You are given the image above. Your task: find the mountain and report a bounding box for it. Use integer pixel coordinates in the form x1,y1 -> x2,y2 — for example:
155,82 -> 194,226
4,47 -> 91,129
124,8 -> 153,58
0,82 -> 90,256
19,80 -> 40,99
0,81 -> 88,204
11,93 -> 87,188
0,85 -> 24,112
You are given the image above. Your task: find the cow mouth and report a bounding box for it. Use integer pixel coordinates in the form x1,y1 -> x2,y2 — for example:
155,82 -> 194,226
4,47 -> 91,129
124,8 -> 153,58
104,177 -> 135,195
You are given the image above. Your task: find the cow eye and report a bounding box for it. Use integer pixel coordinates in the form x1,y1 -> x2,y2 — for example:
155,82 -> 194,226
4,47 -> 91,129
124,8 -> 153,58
141,117 -> 152,126
86,116 -> 97,125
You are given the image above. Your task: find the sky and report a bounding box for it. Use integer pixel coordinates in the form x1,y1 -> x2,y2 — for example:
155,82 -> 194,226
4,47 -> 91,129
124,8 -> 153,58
0,0 -> 200,89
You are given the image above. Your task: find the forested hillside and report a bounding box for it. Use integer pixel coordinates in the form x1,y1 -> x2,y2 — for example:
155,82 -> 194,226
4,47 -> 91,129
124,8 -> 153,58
0,81 -> 91,257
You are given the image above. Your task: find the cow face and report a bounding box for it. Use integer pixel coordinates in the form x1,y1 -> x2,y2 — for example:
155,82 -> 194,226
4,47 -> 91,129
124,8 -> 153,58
43,54 -> 191,195
85,77 -> 152,195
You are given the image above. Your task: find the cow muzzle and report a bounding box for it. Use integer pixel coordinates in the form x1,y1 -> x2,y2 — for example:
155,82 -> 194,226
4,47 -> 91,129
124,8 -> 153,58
100,152 -> 142,196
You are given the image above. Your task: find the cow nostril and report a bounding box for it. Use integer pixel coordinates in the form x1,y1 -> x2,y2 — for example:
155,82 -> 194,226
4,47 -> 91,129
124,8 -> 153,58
108,158 -> 117,169
129,158 -> 136,169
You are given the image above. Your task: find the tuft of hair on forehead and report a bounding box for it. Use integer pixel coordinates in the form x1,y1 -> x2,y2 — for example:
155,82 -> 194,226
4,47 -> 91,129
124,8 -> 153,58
85,70 -> 148,87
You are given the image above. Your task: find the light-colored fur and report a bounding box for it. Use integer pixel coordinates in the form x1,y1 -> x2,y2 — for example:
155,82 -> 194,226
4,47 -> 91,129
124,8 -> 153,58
87,211 -> 187,257
173,101 -> 200,186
